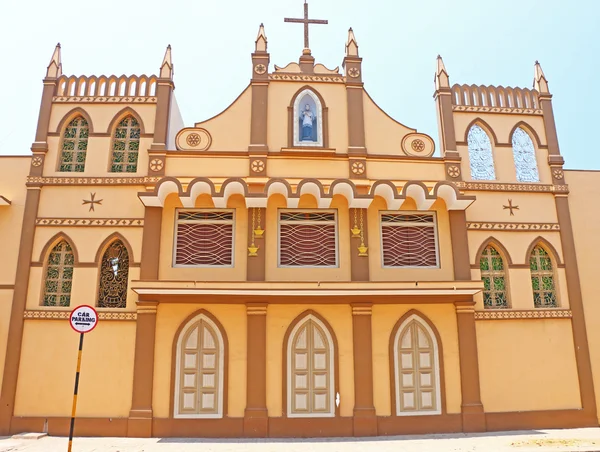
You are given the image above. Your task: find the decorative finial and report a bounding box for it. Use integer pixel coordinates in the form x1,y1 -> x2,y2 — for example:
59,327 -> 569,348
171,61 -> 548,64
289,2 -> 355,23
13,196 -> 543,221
284,1 -> 328,52
534,60 -> 549,94
160,44 -> 173,79
435,55 -> 450,89
345,27 -> 359,57
46,42 -> 62,78
255,23 -> 268,52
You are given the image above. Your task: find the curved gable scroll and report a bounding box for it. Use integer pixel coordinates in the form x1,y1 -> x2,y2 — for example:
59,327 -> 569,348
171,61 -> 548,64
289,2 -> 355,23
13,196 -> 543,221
288,86 -> 328,148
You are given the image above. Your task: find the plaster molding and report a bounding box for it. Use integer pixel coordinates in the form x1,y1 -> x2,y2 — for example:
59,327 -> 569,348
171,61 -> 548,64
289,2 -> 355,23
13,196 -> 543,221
24,310 -> 137,320
467,222 -> 560,232
474,310 -> 572,320
36,218 -> 144,227
52,96 -> 157,103
452,105 -> 542,115
456,181 -> 568,193
269,74 -> 344,83
27,176 -> 160,186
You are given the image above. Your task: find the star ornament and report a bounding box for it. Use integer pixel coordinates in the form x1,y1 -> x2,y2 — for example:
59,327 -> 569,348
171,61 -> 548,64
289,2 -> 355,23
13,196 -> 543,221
83,192 -> 103,212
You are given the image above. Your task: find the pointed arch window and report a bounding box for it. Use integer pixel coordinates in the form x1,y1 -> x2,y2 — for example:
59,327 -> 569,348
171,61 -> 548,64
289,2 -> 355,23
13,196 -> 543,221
59,116 -> 89,172
394,315 -> 441,415
42,240 -> 74,306
287,315 -> 335,417
467,124 -> 496,180
97,240 -> 129,308
110,115 -> 140,173
512,127 -> 540,182
479,245 -> 509,309
530,245 -> 558,307
175,314 -> 224,418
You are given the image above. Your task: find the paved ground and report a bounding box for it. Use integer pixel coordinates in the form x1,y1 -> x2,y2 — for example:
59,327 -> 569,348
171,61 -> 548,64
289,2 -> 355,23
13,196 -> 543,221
0,428 -> 599,452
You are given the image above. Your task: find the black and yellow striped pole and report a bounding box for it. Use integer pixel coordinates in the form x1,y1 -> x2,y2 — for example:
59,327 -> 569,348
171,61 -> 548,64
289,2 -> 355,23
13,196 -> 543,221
67,332 -> 84,452
67,305 -> 99,452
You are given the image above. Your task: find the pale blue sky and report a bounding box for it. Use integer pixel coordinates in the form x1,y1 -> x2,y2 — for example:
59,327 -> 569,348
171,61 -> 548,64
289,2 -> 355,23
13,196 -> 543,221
0,0 -> 598,169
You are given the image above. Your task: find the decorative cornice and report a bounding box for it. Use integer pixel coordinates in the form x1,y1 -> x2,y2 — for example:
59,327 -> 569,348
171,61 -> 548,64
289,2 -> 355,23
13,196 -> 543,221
475,309 -> 572,320
24,310 -> 137,320
452,105 -> 542,115
467,222 -> 560,232
456,181 -> 569,193
247,305 -> 268,316
53,96 -> 157,103
269,73 -> 345,83
36,218 -> 144,227
352,306 -> 372,316
27,176 -> 160,186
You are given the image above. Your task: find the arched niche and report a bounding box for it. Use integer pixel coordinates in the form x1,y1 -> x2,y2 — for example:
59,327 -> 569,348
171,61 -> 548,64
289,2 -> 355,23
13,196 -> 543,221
289,87 -> 327,148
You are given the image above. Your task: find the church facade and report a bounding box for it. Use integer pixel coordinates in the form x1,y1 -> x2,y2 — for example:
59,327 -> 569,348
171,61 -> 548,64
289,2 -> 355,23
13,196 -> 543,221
0,15 -> 599,439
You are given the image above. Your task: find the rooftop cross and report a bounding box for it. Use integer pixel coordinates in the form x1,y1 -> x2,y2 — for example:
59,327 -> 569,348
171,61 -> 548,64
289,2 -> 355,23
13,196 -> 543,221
284,1 -> 328,52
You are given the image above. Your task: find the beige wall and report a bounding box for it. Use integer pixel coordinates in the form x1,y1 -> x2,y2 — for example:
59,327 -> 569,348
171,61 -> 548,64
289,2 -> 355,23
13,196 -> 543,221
195,87 -> 252,152
477,319 -> 581,412
372,304 -> 462,415
266,304 -> 354,417
267,82 -> 348,153
565,169 -> 600,422
14,320 -> 135,417
153,303 -> 247,418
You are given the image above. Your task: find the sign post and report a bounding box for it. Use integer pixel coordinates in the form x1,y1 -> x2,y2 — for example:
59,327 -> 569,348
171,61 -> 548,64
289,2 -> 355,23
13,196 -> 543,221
67,305 -> 98,452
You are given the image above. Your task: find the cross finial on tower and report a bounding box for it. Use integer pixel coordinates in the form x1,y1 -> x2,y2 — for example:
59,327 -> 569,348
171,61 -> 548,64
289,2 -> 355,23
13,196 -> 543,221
284,1 -> 328,55
46,42 -> 62,78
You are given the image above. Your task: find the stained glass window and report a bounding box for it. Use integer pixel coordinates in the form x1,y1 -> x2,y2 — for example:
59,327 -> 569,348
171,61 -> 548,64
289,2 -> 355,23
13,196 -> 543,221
479,245 -> 508,309
110,115 -> 140,173
59,116 -> 88,172
97,240 -> 129,308
512,127 -> 540,182
467,125 -> 496,180
530,245 -> 557,308
43,240 -> 74,306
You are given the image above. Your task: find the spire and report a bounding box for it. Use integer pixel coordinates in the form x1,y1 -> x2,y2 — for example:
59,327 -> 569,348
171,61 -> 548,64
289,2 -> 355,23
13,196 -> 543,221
255,23 -> 268,53
345,27 -> 358,57
46,43 -> 62,78
533,60 -> 549,94
159,45 -> 173,79
434,55 -> 450,90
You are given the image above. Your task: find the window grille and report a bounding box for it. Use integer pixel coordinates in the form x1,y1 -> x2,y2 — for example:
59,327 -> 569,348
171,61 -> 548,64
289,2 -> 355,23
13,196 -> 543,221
512,127 -> 540,182
479,245 -> 509,309
110,115 -> 140,173
174,210 -> 234,266
43,240 -> 74,306
381,213 -> 439,268
467,124 -> 496,180
530,245 -> 558,307
59,116 -> 89,172
97,240 -> 129,308
278,211 -> 337,267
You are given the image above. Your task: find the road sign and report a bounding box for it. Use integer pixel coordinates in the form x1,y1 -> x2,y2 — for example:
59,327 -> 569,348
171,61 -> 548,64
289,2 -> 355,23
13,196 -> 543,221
67,305 -> 98,451
69,305 -> 98,334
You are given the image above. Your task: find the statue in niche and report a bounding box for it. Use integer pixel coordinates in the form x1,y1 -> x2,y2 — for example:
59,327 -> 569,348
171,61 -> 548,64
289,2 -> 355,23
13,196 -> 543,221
299,102 -> 318,142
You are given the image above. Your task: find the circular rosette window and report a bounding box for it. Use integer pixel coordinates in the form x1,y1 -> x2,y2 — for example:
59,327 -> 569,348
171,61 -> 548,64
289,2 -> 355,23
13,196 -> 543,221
176,128 -> 212,151
401,133 -> 435,157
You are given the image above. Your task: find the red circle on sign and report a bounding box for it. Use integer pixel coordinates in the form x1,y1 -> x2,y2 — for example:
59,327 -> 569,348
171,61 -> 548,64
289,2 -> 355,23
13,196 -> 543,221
69,305 -> 99,334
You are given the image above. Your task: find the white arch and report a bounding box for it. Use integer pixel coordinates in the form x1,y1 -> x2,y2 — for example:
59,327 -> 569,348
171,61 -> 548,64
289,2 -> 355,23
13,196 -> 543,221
298,182 -> 330,208
403,184 -> 434,211
217,181 -> 246,208
183,181 -> 213,208
174,313 -> 225,418
293,89 -> 324,147
287,314 -> 335,418
393,314 -> 441,416
373,184 -> 401,210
